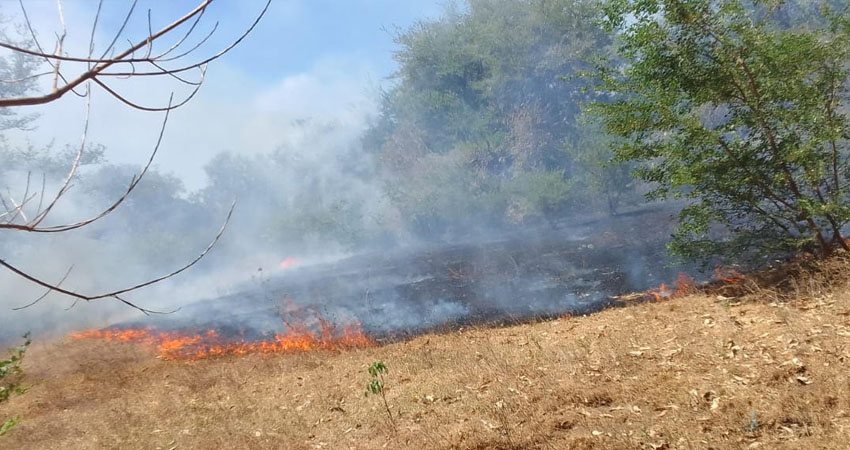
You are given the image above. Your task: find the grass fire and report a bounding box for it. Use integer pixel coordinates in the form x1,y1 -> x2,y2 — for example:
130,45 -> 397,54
70,323 -> 373,361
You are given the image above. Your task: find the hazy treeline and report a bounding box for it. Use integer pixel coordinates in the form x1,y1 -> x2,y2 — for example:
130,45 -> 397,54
364,0 -> 640,237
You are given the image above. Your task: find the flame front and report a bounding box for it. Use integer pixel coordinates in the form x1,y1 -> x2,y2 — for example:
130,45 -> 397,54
71,322 -> 373,360
648,272 -> 696,301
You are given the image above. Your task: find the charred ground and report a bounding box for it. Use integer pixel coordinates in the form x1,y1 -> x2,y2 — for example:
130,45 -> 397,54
112,207 -> 708,344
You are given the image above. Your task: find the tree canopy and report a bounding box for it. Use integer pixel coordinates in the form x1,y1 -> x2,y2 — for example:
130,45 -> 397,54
592,0 -> 850,260
363,0 -> 640,237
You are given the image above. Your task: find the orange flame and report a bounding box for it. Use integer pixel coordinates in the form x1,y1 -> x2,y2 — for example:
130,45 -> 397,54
649,283 -> 669,301
280,257 -> 298,269
71,321 -> 373,360
648,272 -> 696,301
673,272 -> 695,297
714,266 -> 743,284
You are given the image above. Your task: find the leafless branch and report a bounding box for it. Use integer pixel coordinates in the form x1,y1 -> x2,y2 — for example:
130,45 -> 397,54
155,5 -> 209,61
101,1 -> 269,78
0,0 -> 270,109
12,265 -> 74,310
17,0 -> 86,98
0,1 -> 266,313
0,201 -> 235,315
0,70 -> 55,84
0,92 -> 169,232
2,0 -> 209,107
52,0 -> 68,91
87,0 -> 104,71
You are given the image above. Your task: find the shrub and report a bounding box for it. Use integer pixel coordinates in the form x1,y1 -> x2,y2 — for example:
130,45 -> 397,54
0,334 -> 30,437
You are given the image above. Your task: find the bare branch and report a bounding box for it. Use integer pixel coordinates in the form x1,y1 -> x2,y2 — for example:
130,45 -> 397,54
8,194 -> 29,223
12,265 -> 74,310
154,5 -> 209,60
1,202 -> 235,314
155,21 -> 219,63
99,0 -> 138,60
88,0 -> 104,71
146,61 -> 204,86
0,70 -> 54,84
17,0 -> 85,98
91,70 -> 205,112
0,0 -> 215,107
2,174 -> 39,225
0,0 -> 265,314
144,8 -> 154,60
0,93 -> 171,233
98,0 -> 270,78
29,83 -> 90,228
53,0 -> 67,91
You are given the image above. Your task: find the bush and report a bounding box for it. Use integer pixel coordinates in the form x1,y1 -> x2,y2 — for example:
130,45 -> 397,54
0,334 -> 30,437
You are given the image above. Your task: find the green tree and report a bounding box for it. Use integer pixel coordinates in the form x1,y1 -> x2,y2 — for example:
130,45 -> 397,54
591,0 -> 850,260
564,122 -> 641,214
365,0 -> 626,233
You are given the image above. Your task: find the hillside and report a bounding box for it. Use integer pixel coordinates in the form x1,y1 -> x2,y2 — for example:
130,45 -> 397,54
2,258 -> 850,450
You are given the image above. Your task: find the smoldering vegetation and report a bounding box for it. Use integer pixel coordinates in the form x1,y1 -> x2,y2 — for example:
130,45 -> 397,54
5,0 -> 812,342
118,207 -> 700,341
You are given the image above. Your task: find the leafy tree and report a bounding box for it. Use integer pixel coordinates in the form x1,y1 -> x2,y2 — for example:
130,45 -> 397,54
564,122 -> 641,214
591,0 -> 850,260
198,140 -> 386,255
365,0 -> 628,234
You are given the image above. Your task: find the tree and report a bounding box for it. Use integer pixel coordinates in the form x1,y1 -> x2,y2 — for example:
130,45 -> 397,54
591,0 -> 850,261
0,1 -> 269,313
364,0 -> 629,234
564,121 -> 641,215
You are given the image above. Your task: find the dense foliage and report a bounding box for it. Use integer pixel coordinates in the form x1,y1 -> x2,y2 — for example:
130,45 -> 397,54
363,0 -> 641,237
592,0 -> 850,260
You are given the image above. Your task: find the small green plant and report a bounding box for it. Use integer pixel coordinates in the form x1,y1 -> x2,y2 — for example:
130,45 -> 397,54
1,333 -> 31,437
365,361 -> 395,431
0,417 -> 19,437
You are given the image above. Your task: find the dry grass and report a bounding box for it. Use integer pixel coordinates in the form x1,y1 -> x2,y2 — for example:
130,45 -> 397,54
3,258 -> 850,449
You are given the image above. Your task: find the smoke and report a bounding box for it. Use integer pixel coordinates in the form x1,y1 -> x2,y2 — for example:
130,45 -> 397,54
0,54 -> 413,344
0,94 -> 393,342
0,0 -> 704,346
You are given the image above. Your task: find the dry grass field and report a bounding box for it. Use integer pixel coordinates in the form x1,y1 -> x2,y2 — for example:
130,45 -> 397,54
3,257 -> 850,449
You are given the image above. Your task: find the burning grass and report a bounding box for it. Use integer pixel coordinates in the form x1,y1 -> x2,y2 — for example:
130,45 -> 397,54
70,322 -> 373,360
67,298 -> 374,360
3,256 -> 850,449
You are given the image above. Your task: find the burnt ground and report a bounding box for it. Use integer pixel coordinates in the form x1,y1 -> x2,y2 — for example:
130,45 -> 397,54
122,207 -> 707,340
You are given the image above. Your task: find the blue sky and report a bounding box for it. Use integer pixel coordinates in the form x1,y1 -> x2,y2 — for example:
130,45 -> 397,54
99,1 -> 443,82
7,0 -> 444,188
219,1 -> 442,80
